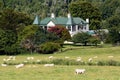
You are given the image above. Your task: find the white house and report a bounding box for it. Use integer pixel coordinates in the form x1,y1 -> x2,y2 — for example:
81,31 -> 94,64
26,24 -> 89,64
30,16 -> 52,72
33,13 -> 89,36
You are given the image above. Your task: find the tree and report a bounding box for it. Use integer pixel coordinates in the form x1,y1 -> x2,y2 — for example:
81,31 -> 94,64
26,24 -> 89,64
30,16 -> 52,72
69,1 -> 102,30
0,8 -> 32,31
0,29 -> 18,55
0,9 -> 32,55
72,32 -> 91,46
106,15 -> 120,45
18,25 -> 38,54
100,0 -> 120,20
34,27 -> 59,45
48,25 -> 71,41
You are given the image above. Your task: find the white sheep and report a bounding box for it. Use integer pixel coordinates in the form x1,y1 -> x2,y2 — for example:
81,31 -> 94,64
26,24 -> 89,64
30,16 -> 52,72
76,58 -> 81,62
75,69 -> 86,74
1,64 -> 7,67
36,59 -> 41,62
15,64 -> 24,68
27,57 -> 34,60
108,56 -> 114,58
44,64 -> 54,67
49,56 -> 53,59
65,56 -> 70,59
93,56 -> 98,59
88,58 -> 93,62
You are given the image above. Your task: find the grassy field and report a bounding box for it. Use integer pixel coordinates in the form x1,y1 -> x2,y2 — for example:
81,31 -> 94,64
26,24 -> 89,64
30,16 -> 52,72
0,45 -> 120,80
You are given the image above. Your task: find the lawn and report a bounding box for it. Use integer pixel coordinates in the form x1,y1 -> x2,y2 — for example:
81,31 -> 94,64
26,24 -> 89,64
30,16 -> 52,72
0,65 -> 120,80
0,45 -> 120,80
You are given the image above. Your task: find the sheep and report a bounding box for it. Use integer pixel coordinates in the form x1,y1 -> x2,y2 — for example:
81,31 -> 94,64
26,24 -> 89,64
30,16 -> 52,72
36,59 -> 41,62
65,56 -> 70,59
44,64 -> 54,67
76,58 -> 81,62
1,64 -> 7,67
75,69 -> 86,74
49,56 -> 53,59
3,56 -> 16,62
3,58 -> 7,61
27,57 -> 34,60
88,58 -> 93,62
108,56 -> 114,58
15,64 -> 24,68
93,56 -> 98,59
9,56 -> 16,60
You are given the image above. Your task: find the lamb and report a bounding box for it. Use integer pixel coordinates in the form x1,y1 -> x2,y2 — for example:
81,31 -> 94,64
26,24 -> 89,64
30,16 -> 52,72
75,69 -> 86,74
15,64 -> 24,68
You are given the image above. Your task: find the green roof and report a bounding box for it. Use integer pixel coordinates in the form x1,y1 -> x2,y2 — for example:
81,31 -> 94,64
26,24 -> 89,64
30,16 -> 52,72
33,16 -> 87,26
33,15 -> 40,25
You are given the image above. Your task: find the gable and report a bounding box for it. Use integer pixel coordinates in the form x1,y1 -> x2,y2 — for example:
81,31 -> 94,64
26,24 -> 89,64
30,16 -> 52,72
47,21 -> 55,27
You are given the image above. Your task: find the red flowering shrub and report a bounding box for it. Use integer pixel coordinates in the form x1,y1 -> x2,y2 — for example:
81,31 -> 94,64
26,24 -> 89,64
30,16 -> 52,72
48,25 -> 71,41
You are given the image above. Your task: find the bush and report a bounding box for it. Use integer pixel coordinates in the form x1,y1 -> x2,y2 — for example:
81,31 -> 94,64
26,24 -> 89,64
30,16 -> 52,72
89,36 -> 100,46
38,42 -> 61,54
4,44 -> 25,55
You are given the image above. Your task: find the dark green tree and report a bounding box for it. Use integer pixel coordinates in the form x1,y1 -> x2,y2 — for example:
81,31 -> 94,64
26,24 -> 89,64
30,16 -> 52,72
69,1 -> 102,30
0,8 -> 32,31
101,0 -> 120,20
34,27 -> 59,45
0,9 -> 32,55
106,15 -> 120,45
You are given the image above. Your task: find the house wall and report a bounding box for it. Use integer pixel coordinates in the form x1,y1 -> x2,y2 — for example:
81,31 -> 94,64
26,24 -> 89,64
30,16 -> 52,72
47,21 -> 55,27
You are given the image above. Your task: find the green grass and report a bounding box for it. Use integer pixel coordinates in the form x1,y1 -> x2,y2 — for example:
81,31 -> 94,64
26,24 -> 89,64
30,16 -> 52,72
0,45 -> 120,80
0,65 -> 120,80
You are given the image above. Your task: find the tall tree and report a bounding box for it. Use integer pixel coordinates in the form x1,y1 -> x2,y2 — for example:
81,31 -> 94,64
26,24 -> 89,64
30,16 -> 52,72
100,0 -> 120,20
0,8 -> 32,31
69,1 -> 102,30
106,15 -> 120,45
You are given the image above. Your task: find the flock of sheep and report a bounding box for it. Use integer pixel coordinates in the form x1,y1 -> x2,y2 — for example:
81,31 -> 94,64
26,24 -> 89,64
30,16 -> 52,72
1,55 -> 114,74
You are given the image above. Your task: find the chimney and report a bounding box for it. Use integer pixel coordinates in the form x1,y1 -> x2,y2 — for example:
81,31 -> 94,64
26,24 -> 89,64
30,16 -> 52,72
86,18 -> 89,31
67,13 -> 71,18
86,18 -> 89,23
51,13 -> 55,18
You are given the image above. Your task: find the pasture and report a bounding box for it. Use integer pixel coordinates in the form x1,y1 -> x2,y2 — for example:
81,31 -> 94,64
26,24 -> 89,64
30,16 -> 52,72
0,45 -> 120,80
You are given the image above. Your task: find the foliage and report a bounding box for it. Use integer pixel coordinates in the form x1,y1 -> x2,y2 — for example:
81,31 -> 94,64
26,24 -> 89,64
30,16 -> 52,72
48,25 -> 71,41
38,42 -> 61,54
106,15 -> 120,45
0,30 -> 17,54
89,36 -> 100,46
108,27 -> 120,45
34,27 -> 59,45
72,32 -> 91,45
0,9 -> 32,55
0,8 -> 32,31
0,0 -> 76,18
69,1 -> 102,30
101,0 -> 120,20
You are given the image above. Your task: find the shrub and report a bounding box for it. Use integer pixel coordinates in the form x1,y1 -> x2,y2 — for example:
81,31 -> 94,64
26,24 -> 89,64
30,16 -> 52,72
89,36 -> 100,46
4,44 -> 25,55
97,61 -> 106,66
38,42 -> 61,54
107,60 -> 118,66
